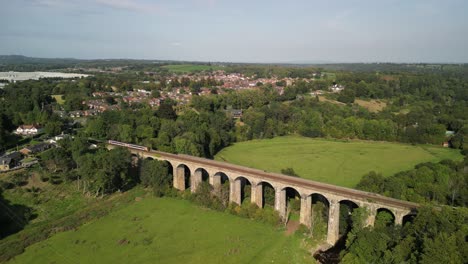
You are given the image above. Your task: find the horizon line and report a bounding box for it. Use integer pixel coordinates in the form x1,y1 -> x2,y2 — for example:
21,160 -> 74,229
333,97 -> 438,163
1,54 -> 467,65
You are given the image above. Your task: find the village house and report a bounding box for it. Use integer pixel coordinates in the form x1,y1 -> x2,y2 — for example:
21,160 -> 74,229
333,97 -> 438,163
69,110 -> 84,118
84,99 -> 109,111
14,124 -> 43,136
148,98 -> 161,108
330,84 -> 345,93
46,133 -> 70,144
20,143 -> 53,156
228,109 -> 243,119
0,152 -> 23,171
311,90 -> 324,96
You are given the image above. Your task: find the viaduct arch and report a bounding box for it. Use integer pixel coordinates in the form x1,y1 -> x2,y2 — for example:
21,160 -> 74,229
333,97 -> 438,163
108,142 -> 419,245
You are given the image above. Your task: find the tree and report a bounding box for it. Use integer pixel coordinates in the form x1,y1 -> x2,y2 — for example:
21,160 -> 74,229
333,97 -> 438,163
76,148 -> 132,196
281,168 -> 299,177
44,121 -> 62,136
337,89 -> 355,104
139,159 -> 171,196
156,102 -> 177,120
356,171 -> 385,193
40,148 -> 74,173
420,233 -> 463,264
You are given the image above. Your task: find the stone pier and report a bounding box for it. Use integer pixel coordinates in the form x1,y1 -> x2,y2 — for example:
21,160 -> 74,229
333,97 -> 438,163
300,195 -> 312,227
327,200 -> 340,245
251,182 -> 263,208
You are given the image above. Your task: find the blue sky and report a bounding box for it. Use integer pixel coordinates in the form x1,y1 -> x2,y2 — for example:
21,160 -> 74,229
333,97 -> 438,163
1,0 -> 467,63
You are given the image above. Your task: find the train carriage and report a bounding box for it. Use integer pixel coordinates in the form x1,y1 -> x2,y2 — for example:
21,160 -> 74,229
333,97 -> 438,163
108,140 -> 149,151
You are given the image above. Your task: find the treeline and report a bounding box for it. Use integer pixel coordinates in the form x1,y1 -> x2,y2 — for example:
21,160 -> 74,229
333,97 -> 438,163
336,71 -> 468,101
357,159 -> 468,206
342,206 -> 468,263
340,158 -> 468,263
225,64 -> 320,78
192,88 -> 463,147
84,103 -> 235,158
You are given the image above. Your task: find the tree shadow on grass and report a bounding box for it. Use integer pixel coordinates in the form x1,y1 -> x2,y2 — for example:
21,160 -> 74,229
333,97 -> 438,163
0,192 -> 35,239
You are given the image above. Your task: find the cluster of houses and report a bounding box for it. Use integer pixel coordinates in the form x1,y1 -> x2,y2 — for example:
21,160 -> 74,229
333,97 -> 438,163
46,70 -> 342,120
0,143 -> 53,172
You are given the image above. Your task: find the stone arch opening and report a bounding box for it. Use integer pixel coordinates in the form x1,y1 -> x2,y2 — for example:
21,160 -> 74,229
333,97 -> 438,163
196,168 -> 210,182
192,168 -> 210,193
308,193 -> 330,237
162,161 -> 174,187
213,172 -> 230,204
234,176 -> 252,204
339,200 -> 359,236
375,208 -> 396,227
165,160 -> 174,178
175,164 -> 191,190
283,187 -> 301,214
402,214 -> 416,226
259,181 -> 275,208
130,153 -> 140,167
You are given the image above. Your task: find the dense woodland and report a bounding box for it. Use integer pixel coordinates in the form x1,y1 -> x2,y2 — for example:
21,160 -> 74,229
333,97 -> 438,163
0,61 -> 467,263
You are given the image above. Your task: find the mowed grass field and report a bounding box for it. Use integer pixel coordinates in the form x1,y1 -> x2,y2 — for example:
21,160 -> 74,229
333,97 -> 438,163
162,64 -> 222,73
215,136 -> 462,188
9,197 -> 314,264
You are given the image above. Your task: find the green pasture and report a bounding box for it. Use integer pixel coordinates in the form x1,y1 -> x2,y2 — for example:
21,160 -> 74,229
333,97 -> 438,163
162,64 -> 222,73
215,136 -> 462,188
9,197 -> 314,264
321,72 -> 336,80
51,94 -> 65,104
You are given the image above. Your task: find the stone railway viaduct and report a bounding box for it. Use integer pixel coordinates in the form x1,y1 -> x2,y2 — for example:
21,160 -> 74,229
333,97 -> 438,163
107,142 -> 419,245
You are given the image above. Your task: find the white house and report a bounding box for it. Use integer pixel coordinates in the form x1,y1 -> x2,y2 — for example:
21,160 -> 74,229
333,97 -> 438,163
330,84 -> 345,93
14,125 -> 43,136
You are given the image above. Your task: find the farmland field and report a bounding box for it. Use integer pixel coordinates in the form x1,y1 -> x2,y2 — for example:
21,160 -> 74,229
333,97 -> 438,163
8,197 -> 314,264
162,64 -> 222,73
215,136 -> 462,188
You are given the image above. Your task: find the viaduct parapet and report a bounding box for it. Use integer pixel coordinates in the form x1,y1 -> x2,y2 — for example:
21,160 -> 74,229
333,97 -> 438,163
107,142 -> 419,245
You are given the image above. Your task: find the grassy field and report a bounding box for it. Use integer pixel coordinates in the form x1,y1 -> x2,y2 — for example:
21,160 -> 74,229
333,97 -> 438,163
162,64 -> 222,73
2,180 -> 89,224
51,94 -> 65,104
317,95 -> 345,106
215,136 -> 463,188
9,197 -> 314,264
354,99 -> 387,112
321,72 -> 336,80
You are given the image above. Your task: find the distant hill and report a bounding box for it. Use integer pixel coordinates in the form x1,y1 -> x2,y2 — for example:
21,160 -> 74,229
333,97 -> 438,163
1,55 -> 466,73
0,55 -> 81,65
0,55 -> 216,72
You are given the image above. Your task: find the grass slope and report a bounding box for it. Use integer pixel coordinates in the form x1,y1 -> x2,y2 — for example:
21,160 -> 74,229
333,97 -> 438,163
162,64 -> 222,73
215,136 -> 462,188
9,197 -> 314,264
